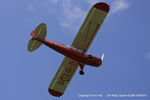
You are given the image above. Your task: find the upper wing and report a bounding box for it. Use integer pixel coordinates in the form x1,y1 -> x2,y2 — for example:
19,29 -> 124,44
48,57 -> 79,97
71,3 -> 109,52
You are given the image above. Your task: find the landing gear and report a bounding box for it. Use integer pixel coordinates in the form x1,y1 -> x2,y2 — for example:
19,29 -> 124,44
79,70 -> 84,75
79,63 -> 84,75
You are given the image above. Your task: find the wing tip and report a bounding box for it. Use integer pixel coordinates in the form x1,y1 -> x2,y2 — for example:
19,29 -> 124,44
93,2 -> 110,13
48,88 -> 63,97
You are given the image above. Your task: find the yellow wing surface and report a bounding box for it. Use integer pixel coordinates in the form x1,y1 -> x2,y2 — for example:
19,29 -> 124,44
48,3 -> 109,97
49,57 -> 79,97
72,3 -> 109,52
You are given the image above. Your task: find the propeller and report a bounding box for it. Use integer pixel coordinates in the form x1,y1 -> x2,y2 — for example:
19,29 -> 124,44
101,53 -> 104,61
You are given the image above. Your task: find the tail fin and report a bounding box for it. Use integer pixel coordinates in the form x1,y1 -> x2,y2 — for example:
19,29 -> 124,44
27,23 -> 47,52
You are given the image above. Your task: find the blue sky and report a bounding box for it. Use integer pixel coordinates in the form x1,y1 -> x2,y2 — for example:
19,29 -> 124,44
0,0 -> 150,100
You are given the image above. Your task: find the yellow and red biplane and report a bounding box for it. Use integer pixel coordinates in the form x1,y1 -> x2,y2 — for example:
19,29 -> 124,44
27,2 -> 109,97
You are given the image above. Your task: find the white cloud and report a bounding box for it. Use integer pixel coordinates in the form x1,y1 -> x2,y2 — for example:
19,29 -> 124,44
146,52 -> 150,60
87,0 -> 112,6
86,0 -> 129,14
87,0 -> 100,6
28,0 -> 130,30
35,0 -> 86,30
59,0 -> 130,29
60,0 -> 86,30
27,4 -> 36,12
60,2 -> 86,29
111,0 -> 129,14
46,0 -> 59,4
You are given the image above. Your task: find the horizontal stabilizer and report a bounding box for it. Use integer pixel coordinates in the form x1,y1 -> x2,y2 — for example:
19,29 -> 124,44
28,38 -> 42,52
27,23 -> 47,52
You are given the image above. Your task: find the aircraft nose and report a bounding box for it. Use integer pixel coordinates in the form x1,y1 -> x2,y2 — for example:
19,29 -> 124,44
96,58 -> 102,66
99,59 -> 102,65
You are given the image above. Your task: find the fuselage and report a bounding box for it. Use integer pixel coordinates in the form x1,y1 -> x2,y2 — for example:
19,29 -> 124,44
31,33 -> 102,67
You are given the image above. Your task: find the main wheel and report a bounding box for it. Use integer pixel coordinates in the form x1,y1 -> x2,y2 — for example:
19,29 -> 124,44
79,70 -> 84,75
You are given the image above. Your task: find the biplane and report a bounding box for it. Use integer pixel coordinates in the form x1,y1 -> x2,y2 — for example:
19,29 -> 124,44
27,2 -> 109,97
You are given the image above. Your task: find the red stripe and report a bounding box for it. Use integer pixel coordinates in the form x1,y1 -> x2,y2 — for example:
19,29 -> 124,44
93,2 -> 110,13
48,88 -> 63,97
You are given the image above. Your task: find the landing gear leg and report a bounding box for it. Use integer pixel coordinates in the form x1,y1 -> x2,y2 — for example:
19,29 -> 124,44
79,63 -> 84,75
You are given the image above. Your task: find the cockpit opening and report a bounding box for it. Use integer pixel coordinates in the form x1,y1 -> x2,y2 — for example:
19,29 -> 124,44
65,45 -> 83,53
88,54 -> 93,59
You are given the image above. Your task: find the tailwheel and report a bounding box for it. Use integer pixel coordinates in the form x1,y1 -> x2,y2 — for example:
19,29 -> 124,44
79,70 -> 84,75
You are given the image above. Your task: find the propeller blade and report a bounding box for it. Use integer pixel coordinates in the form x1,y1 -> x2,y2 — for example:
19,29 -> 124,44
101,53 -> 104,61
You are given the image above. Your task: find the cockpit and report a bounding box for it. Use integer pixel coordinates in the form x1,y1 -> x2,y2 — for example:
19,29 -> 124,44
88,54 -> 93,59
65,45 -> 83,53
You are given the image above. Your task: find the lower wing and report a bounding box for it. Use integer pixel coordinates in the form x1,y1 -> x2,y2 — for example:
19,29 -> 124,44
48,57 -> 78,97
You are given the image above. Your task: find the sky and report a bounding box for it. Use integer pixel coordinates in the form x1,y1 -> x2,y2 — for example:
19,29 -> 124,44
0,0 -> 150,100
